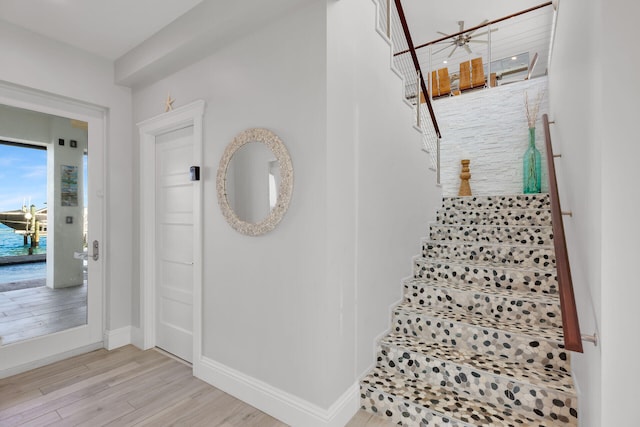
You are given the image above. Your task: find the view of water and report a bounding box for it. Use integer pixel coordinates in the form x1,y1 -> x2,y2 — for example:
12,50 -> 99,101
0,261 -> 46,282
0,223 -> 47,283
0,223 -> 47,256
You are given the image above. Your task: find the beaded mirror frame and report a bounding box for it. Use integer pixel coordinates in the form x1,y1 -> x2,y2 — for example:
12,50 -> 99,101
216,128 -> 293,236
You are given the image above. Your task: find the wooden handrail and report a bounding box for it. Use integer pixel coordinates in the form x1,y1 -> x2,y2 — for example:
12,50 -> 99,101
393,0 -> 441,139
542,114 -> 583,353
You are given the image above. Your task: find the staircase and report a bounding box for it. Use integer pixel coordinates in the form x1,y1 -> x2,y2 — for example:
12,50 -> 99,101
360,194 -> 578,426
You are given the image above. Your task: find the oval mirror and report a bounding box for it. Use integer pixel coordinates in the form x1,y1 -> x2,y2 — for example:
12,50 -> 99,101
216,128 -> 293,236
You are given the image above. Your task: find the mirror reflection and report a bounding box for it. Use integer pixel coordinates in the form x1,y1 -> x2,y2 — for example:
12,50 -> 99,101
225,141 -> 280,223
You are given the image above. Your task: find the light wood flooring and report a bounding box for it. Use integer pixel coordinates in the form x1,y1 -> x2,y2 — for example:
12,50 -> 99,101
0,284 -> 87,345
0,345 -> 394,426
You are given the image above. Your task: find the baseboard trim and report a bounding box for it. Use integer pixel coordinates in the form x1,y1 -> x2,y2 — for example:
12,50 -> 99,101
195,356 -> 359,427
103,326 -> 132,350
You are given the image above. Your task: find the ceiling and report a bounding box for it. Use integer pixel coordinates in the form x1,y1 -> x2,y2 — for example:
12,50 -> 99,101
0,0 -> 554,76
403,0 -> 549,44
401,0 -> 555,81
0,0 -> 203,60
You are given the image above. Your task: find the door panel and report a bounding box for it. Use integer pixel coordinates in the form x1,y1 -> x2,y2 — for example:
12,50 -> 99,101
159,261 -> 193,294
155,126 -> 194,363
160,224 -> 194,262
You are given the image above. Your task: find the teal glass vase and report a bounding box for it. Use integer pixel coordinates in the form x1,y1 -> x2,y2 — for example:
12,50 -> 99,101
523,127 -> 541,193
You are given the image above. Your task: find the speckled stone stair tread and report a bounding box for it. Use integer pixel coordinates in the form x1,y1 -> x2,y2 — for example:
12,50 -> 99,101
394,302 -> 564,344
392,303 -> 570,374
403,277 -> 560,308
421,240 -> 556,269
414,257 -> 558,295
429,224 -> 553,245
415,257 -> 556,276
379,333 -> 574,393
441,194 -> 551,211
403,278 -> 562,328
436,208 -> 552,226
361,366 -> 573,427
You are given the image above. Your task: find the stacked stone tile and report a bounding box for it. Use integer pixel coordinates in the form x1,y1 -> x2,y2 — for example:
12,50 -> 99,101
360,194 -> 578,426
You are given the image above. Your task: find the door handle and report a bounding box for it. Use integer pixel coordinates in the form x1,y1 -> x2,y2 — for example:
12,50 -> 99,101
73,240 -> 99,261
92,240 -> 99,261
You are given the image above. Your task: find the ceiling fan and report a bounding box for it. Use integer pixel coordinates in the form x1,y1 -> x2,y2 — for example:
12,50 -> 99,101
433,20 -> 496,58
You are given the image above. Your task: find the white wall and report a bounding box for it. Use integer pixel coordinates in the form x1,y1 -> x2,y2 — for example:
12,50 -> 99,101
327,0 -> 441,379
0,105 -> 51,143
549,2 -> 601,426
435,77 -> 549,196
597,0 -> 640,424
550,0 -> 640,425
132,0 -> 333,410
115,0 -> 318,88
131,0 -> 441,422
47,117 -> 86,289
0,21 -> 133,332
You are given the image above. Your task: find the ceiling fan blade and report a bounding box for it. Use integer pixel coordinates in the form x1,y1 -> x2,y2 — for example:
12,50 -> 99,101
470,28 -> 498,38
433,43 -> 455,55
448,45 -> 459,58
464,44 -> 472,55
437,31 -> 452,37
468,40 -> 488,44
466,19 -> 489,36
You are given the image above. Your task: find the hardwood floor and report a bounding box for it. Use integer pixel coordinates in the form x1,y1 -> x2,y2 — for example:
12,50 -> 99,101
0,283 -> 87,345
0,345 -> 393,426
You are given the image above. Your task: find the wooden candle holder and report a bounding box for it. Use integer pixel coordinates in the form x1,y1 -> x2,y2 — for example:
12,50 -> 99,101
458,159 -> 472,196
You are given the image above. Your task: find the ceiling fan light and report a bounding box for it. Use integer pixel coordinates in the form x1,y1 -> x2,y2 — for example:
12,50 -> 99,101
511,56 -> 518,60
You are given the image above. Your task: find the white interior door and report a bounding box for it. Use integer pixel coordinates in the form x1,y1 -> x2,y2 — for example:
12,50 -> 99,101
155,126 -> 194,363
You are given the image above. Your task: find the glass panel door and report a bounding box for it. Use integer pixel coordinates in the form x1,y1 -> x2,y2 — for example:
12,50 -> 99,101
0,98 -> 103,376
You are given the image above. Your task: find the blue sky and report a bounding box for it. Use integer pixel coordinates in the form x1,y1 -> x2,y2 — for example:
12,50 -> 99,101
0,144 -> 47,212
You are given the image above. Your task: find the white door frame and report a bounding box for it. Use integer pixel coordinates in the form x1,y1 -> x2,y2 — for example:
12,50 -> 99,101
0,81 -> 106,377
137,100 -> 205,369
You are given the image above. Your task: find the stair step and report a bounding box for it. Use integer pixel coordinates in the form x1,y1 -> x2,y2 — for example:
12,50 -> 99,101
429,224 -> 553,246
421,240 -> 556,270
360,188 -> 577,424
392,302 -> 569,372
403,278 -> 562,328
437,208 -> 552,226
361,366 -> 576,426
413,258 -> 558,295
378,334 -> 577,421
442,194 -> 550,211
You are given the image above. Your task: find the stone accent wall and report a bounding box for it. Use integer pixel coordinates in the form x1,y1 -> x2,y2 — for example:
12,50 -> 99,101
435,77 -> 549,196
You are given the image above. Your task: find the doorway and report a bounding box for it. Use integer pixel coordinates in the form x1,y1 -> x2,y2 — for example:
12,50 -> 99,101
0,140 -> 86,345
137,100 -> 205,366
0,91 -> 105,377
